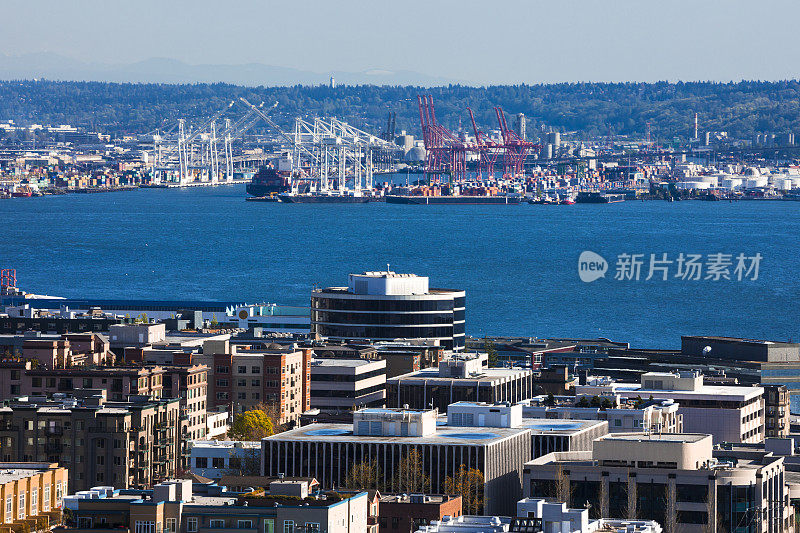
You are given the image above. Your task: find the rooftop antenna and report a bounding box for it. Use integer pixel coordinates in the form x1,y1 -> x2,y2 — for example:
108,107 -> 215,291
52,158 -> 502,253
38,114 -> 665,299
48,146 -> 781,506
386,263 -> 390,272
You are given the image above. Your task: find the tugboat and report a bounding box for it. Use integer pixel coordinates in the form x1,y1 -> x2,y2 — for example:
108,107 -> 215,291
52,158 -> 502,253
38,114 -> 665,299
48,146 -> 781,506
246,165 -> 291,197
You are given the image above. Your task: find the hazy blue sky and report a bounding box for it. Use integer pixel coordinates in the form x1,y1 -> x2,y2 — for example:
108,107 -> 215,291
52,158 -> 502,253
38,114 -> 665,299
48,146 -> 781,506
2,0 -> 800,85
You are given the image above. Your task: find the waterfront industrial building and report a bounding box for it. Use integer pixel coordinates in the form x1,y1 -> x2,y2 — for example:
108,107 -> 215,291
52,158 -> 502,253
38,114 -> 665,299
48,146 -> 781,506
311,271 -> 466,351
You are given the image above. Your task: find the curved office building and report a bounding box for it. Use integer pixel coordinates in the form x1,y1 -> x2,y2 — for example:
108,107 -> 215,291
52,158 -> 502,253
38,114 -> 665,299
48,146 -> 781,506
311,271 -> 465,351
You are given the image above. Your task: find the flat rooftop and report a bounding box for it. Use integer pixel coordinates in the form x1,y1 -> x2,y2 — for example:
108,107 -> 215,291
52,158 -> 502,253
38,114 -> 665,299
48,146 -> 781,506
190,440 -> 260,450
311,358 -> 382,368
388,366 -> 530,385
265,421 -> 529,446
522,418 -> 606,435
599,433 -> 709,444
0,463 -> 59,484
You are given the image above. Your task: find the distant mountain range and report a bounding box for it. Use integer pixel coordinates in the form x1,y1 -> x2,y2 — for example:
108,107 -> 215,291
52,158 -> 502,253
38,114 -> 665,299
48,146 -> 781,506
0,53 -> 460,87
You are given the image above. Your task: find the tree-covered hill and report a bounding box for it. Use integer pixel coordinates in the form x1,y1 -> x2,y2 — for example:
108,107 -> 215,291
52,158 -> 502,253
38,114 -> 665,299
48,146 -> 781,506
1,80 -> 799,141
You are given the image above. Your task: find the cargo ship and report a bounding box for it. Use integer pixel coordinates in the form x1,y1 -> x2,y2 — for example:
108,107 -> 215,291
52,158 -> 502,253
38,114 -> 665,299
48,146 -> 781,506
575,192 -> 625,204
385,195 -> 521,205
246,165 -> 291,197
277,193 -> 371,203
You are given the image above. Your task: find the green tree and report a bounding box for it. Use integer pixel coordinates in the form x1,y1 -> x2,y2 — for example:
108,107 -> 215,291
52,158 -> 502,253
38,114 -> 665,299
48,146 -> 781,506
443,464 -> 485,514
229,408 -> 275,441
390,449 -> 430,493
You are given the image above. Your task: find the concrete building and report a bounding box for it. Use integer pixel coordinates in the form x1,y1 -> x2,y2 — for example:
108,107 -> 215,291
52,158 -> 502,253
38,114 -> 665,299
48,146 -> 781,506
0,462 -> 67,530
681,335 -> 800,362
0,392 -> 183,491
378,494 -> 462,533
190,440 -> 260,479
576,372 -> 764,444
386,355 -> 534,411
310,358 -> 386,411
58,479 -> 369,533
521,397 -> 683,434
107,323 -> 166,349
198,340 -> 311,424
262,407 -> 532,515
523,433 -> 792,533
0,332 -> 112,368
516,499 -> 662,533
311,271 -> 466,351
205,411 -> 229,439
414,516 -> 512,532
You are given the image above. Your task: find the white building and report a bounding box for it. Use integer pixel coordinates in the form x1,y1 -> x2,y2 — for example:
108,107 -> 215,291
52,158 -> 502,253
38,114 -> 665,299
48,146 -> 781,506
517,499 -> 662,533
205,410 -> 230,439
190,440 -> 260,479
577,371 -> 764,443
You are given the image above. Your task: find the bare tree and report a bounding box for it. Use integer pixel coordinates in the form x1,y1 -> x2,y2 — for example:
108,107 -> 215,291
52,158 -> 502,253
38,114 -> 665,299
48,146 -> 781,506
555,465 -> 573,505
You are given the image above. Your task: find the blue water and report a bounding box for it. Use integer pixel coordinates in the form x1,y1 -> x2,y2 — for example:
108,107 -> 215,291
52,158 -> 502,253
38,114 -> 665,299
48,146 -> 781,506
2,183 -> 799,348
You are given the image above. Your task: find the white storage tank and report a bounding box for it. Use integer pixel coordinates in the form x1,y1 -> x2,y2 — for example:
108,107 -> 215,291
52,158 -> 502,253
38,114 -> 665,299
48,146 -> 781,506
745,177 -> 768,189
720,177 -> 743,190
677,181 -> 711,190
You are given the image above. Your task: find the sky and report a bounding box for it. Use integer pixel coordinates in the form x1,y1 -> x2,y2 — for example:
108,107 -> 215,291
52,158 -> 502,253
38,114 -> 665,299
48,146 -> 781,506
2,0 -> 800,85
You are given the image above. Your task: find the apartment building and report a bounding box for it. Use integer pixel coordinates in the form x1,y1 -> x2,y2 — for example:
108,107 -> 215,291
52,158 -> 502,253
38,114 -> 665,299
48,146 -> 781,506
378,494 -> 462,533
310,358 -> 386,411
0,392 -> 183,492
159,365 -> 208,442
58,479 -> 369,533
523,433 -> 792,533
577,371 -> 764,443
0,462 -> 67,530
0,332 -> 111,368
199,340 -> 311,425
764,384 -> 790,438
189,440 -> 260,479
386,355 -> 534,411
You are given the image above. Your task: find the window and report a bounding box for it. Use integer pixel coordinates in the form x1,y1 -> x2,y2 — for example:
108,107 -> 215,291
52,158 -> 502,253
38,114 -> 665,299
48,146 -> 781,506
392,517 -> 400,528
187,518 -> 198,533
238,366 -> 247,374
304,524 -> 319,533
43,485 -> 50,512
212,457 -> 225,468
78,517 -> 93,528
614,419 -> 622,427
165,519 -> 176,533
237,379 -> 247,387
251,379 -> 260,387
30,489 -> 37,516
216,392 -> 229,400
5,496 -> 12,523
195,457 -> 208,468
210,520 -> 225,528
18,492 -> 25,520
237,520 -> 253,529
283,521 -> 294,533
251,367 -> 260,374
237,392 -> 246,400
216,379 -> 229,387
56,481 -> 62,507
135,521 -> 155,533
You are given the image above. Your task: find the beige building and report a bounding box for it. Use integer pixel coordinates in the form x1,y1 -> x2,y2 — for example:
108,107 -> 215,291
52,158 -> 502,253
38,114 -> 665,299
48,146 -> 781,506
524,433 -> 793,533
0,392 -> 183,492
21,333 -> 111,368
0,462 -> 67,532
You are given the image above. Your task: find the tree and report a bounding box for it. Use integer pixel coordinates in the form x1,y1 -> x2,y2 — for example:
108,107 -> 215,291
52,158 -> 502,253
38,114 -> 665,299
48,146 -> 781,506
229,407 -> 275,441
210,314 -> 219,328
223,447 -> 261,477
443,464 -> 485,514
390,449 -> 430,493
344,459 -> 383,491
555,464 -> 573,506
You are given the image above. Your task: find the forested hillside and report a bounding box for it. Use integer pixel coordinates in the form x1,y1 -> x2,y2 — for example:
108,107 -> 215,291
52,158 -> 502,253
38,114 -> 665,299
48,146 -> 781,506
1,80 -> 799,140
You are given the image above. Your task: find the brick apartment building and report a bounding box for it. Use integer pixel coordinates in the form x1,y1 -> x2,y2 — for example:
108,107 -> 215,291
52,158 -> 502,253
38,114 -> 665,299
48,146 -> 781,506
199,340 -> 311,425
